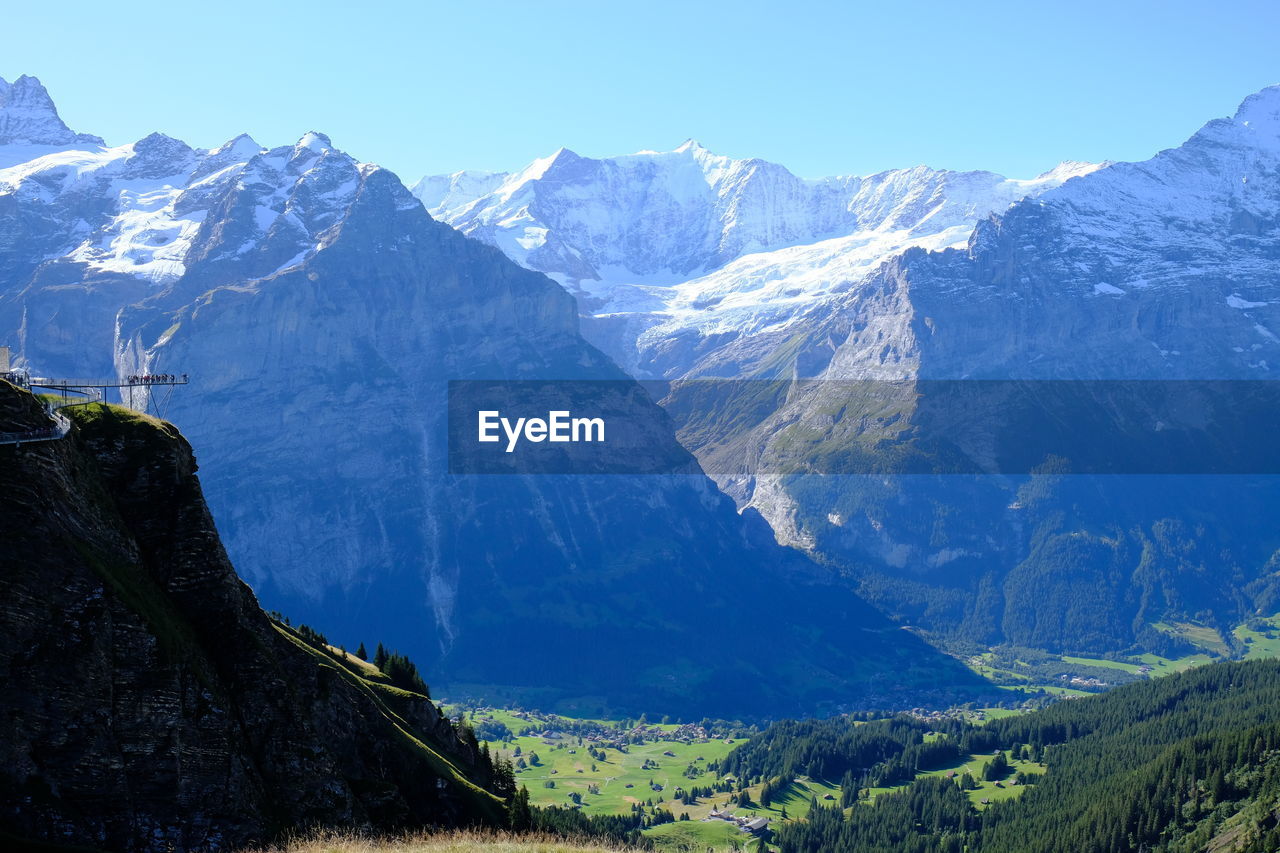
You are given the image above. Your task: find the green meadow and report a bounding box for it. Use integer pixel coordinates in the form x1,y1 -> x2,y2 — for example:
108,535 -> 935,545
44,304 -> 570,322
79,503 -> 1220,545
462,709 -> 739,816
909,750 -> 1043,809
453,615 -> 1280,849
459,706 -> 1046,850
1234,613 -> 1280,659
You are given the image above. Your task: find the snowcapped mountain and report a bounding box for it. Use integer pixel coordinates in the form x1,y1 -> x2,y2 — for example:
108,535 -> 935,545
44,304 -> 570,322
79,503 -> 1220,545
0,76 -> 980,717
418,85 -> 1280,663
414,142 -> 1100,377
0,74 -> 103,151
661,85 -> 1280,658
796,83 -> 1280,384
0,97 -> 400,380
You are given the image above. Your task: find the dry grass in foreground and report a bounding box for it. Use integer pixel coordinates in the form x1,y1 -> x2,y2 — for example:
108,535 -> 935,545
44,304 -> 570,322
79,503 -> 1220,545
241,829 -> 639,853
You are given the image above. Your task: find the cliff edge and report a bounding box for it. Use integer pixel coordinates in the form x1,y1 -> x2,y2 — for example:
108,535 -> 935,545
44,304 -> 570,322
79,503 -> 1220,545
0,381 -> 502,851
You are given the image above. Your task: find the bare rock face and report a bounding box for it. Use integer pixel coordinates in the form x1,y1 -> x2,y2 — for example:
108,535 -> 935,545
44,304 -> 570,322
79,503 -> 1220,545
0,382 -> 501,852
0,77 -> 984,719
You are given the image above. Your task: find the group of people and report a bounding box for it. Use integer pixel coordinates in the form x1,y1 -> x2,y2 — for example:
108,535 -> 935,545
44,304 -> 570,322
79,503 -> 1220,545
126,373 -> 186,384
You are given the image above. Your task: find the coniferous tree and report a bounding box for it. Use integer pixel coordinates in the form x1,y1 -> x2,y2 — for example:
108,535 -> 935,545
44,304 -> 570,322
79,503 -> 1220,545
382,650 -> 429,695
508,786 -> 532,832
493,757 -> 516,799
355,641 -> 367,661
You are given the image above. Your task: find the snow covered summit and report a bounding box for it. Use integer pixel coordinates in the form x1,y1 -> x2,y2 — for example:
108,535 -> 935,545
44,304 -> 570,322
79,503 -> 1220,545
0,75 -> 104,149
414,142 -> 1102,377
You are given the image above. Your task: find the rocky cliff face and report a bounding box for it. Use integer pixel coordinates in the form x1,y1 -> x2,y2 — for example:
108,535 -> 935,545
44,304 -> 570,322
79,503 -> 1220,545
0,75 -> 103,148
0,381 -> 501,852
0,77 -> 980,718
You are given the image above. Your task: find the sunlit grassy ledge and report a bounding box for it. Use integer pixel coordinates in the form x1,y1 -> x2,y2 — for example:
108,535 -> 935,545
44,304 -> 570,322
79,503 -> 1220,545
239,829 -> 635,853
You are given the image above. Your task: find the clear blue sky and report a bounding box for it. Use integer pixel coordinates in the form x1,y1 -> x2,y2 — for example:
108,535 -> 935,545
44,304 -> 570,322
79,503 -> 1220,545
6,0 -> 1280,181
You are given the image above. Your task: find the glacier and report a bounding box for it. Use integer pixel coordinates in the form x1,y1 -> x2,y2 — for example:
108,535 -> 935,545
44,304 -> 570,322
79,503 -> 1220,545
413,140 -> 1101,378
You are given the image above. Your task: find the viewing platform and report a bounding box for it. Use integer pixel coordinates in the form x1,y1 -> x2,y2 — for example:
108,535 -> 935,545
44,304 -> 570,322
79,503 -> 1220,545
0,358 -> 189,446
31,374 -> 190,391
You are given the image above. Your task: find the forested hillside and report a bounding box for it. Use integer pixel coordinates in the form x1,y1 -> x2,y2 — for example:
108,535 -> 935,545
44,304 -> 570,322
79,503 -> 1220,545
722,660 -> 1280,852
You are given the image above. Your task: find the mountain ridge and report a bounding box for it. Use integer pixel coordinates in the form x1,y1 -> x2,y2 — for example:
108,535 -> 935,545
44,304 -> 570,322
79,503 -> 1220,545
412,142 -> 1102,378
415,84 -> 1280,666
658,83 -> 1280,658
0,76 -> 983,718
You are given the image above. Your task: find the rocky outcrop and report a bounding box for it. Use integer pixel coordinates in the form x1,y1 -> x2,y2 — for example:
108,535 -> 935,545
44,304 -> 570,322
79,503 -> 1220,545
0,381 -> 501,852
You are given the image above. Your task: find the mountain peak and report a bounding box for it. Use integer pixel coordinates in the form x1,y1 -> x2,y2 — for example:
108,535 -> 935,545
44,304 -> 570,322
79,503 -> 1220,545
516,146 -> 582,182
211,133 -> 263,158
295,131 -> 333,153
0,74 -> 104,147
130,131 -> 195,164
1232,84 -> 1280,135
675,138 -> 707,154
547,145 -> 580,164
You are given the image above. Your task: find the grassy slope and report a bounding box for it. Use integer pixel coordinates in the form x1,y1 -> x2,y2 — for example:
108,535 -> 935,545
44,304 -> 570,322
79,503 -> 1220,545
238,830 -> 631,853
643,820 -> 745,851
871,750 -> 1043,810
962,632 -> 1237,697
1234,613 -> 1280,659
468,709 -> 784,851
468,706 -> 1041,851
474,709 -> 738,817
275,627 -> 504,820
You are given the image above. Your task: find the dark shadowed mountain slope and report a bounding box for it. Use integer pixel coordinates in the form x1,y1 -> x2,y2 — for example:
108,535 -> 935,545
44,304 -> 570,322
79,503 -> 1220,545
0,381 -> 504,852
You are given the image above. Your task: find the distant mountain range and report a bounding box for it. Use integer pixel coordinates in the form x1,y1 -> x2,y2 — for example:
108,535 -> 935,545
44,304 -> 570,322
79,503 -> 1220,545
415,86 -> 1280,661
414,142 -> 1100,379
8,68 -> 1280,704
0,75 -> 984,718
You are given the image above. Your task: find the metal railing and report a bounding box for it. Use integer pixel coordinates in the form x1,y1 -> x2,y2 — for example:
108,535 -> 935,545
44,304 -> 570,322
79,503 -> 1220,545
0,409 -> 71,446
2,381 -> 102,447
32,376 -> 188,389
